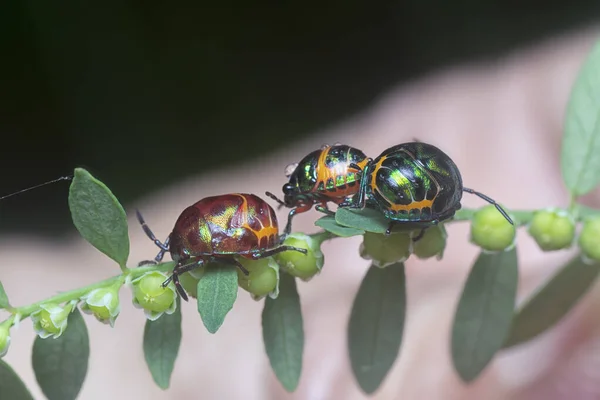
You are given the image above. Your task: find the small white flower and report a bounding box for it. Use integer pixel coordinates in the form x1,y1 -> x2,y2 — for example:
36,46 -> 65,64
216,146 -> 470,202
130,271 -> 177,321
31,303 -> 72,339
80,287 -> 121,327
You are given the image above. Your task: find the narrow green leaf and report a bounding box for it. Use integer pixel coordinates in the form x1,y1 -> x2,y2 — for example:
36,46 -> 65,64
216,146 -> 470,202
314,216 -> 365,237
561,39 -> 600,195
196,264 -> 238,333
451,248 -> 518,382
262,273 -> 304,392
348,262 -> 406,394
68,168 -> 130,267
32,308 -> 90,400
144,297 -> 182,389
504,255 -> 600,349
0,281 -> 9,309
0,360 -> 34,400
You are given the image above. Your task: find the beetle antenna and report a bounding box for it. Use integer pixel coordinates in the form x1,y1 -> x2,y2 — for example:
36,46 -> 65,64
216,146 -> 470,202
463,187 -> 514,225
136,209 -> 170,253
0,175 -> 73,201
265,191 -> 286,209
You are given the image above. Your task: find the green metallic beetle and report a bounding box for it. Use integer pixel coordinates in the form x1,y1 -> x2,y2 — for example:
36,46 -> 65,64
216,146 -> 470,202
343,141 -> 513,238
266,143 -> 369,235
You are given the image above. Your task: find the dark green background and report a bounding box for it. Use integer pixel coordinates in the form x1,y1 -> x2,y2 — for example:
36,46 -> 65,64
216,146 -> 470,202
1,2 -> 599,236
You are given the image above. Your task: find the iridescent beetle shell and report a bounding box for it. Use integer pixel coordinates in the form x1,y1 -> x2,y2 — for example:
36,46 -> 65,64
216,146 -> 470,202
348,142 -> 513,236
170,194 -> 280,259
266,144 -> 369,235
366,142 -> 463,222
136,193 -> 307,301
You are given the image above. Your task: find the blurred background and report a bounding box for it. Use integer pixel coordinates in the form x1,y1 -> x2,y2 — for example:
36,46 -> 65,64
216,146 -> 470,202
4,3 -> 600,400
2,1 -> 600,236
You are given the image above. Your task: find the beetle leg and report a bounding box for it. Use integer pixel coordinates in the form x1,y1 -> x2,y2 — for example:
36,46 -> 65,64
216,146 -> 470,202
137,259 -> 157,267
137,235 -> 170,266
163,259 -> 204,301
282,208 -> 297,237
225,257 -> 249,276
344,159 -> 372,209
259,245 -> 308,258
385,221 -> 396,236
204,256 -> 250,276
412,228 -> 427,242
314,203 -> 335,216
154,235 -> 171,262
283,203 -> 313,237
337,199 -> 354,208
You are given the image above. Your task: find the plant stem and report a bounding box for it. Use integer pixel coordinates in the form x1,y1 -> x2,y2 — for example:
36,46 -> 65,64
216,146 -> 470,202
311,230 -> 337,244
12,261 -> 175,319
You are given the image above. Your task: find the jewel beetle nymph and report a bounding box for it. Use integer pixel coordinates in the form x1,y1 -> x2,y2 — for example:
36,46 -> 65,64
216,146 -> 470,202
346,141 -> 513,237
136,193 -> 307,301
266,143 -> 369,235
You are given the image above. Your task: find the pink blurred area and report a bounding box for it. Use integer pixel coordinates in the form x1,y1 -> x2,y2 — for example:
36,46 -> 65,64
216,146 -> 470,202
3,26 -> 600,400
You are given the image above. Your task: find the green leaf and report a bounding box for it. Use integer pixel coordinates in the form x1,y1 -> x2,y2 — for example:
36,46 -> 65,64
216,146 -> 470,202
0,360 -> 34,400
262,273 -> 304,392
32,308 -> 90,400
68,168 -> 130,268
143,297 -> 182,389
504,255 -> 600,349
561,39 -> 600,196
451,248 -> 518,382
336,208 -> 389,234
335,207 -> 423,234
314,216 -> 365,237
196,264 -> 238,333
0,281 -> 9,309
348,262 -> 406,394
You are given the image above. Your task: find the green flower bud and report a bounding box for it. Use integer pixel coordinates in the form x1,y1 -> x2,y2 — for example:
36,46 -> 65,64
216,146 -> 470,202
237,257 -> 279,300
275,233 -> 324,281
130,271 -> 177,321
31,302 -> 73,339
470,205 -> 516,252
178,271 -> 204,299
0,320 -> 11,357
80,285 -> 121,327
579,216 -> 600,262
360,231 -> 412,268
528,208 -> 575,251
413,225 -> 447,260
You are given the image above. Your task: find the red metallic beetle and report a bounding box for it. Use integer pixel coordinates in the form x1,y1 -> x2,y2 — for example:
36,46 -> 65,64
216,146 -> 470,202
136,193 -> 307,301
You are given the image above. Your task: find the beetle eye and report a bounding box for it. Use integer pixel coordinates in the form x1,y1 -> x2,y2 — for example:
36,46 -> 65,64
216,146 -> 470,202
284,163 -> 298,178
283,184 -> 295,195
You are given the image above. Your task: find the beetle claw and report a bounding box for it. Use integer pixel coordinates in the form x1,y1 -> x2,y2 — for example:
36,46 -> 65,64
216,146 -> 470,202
385,221 -> 395,236
178,288 -> 189,302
